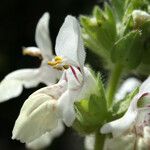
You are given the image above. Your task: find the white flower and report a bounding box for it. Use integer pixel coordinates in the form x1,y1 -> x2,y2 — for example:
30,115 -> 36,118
12,80 -> 66,143
103,134 -> 136,150
132,10 -> 150,21
132,10 -> 150,25
26,121 -> 64,150
12,15 -> 97,146
0,12 -> 60,102
103,127 -> 150,150
101,76 -> 150,149
84,135 -> 95,150
115,78 -> 141,101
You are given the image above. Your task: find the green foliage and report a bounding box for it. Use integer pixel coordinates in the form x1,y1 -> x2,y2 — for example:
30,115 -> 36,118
111,0 -> 149,22
73,73 -> 108,135
111,0 -> 126,21
78,0 -> 150,135
140,21 -> 150,64
76,1 -> 150,148
80,4 -> 116,64
111,30 -> 142,69
135,20 -> 150,75
81,0 -> 150,73
136,63 -> 150,75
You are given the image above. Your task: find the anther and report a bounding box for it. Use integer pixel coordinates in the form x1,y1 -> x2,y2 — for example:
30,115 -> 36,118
54,56 -> 62,61
48,61 -> 59,66
63,65 -> 69,69
53,66 -> 64,71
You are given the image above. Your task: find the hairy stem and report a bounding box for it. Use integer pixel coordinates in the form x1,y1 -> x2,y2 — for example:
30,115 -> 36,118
106,64 -> 123,108
94,130 -> 105,150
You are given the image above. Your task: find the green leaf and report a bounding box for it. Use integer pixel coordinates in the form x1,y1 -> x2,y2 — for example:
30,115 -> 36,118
80,5 -> 116,63
136,63 -> 150,75
96,3 -> 116,51
93,5 -> 105,23
134,20 -> 150,75
111,0 -> 126,21
111,0 -> 150,22
140,21 -> 150,64
111,30 -> 142,69
123,14 -> 134,35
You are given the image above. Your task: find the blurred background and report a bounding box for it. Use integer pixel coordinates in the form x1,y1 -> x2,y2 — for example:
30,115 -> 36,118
0,0 -> 103,149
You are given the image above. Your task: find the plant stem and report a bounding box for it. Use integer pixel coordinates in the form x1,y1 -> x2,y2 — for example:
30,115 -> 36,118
106,64 -> 123,108
94,130 -> 105,150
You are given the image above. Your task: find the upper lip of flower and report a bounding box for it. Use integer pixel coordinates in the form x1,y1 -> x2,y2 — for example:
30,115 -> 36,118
46,15 -> 86,87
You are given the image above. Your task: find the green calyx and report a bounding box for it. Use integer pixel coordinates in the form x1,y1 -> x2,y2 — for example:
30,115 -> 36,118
73,73 -> 108,135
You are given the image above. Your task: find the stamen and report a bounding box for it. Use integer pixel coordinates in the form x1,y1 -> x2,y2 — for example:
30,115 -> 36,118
54,56 -> 62,61
48,55 -> 70,71
56,59 -> 62,63
53,66 -> 64,71
48,56 -> 63,67
48,61 -> 58,66
63,65 -> 69,69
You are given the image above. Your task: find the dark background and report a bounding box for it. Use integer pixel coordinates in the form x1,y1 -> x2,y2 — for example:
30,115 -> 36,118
0,0 -> 103,150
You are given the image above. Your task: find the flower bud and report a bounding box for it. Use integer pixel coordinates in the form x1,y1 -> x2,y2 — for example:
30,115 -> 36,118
132,10 -> 150,27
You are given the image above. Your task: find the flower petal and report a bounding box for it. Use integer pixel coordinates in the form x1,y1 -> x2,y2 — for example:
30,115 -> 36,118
101,77 -> 150,137
12,93 -> 59,143
77,67 -> 97,99
103,134 -> 136,150
55,15 -> 86,70
139,76 -> 150,94
58,67 -> 96,126
58,90 -> 77,126
135,108 -> 150,135
12,81 -> 67,143
66,66 -> 83,90
26,121 -> 64,150
115,78 -> 141,101
132,10 -> 150,22
100,95 -> 139,137
35,12 -> 53,60
84,135 -> 95,150
135,126 -> 150,149
0,69 -> 40,102
22,47 -> 41,58
26,132 -> 52,150
143,126 -> 150,146
39,61 -> 61,85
